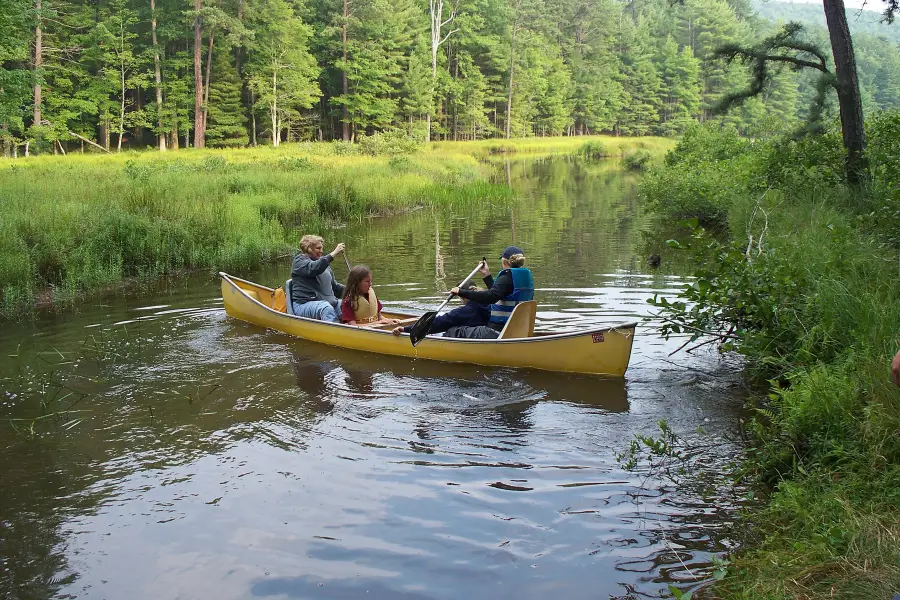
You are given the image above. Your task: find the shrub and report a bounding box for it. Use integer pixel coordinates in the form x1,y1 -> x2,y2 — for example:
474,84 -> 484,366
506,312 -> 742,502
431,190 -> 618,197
622,149 -> 652,171
330,140 -> 358,156
664,123 -> 749,167
358,130 -> 423,156
576,140 -> 609,159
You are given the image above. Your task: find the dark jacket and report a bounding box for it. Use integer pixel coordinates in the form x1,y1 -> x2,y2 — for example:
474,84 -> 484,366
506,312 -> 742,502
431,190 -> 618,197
290,253 -> 345,309
403,301 -> 490,335
456,273 -> 513,329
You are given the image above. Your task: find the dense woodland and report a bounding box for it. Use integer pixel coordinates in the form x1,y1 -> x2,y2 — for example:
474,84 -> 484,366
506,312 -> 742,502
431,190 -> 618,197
0,0 -> 898,152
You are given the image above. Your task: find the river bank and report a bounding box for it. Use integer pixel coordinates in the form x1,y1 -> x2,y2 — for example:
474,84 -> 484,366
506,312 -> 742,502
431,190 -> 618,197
0,135 -> 673,319
641,115 -> 900,598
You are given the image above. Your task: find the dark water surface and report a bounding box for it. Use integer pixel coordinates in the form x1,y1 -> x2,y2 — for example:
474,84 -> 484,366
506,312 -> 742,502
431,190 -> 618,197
0,158 -> 746,599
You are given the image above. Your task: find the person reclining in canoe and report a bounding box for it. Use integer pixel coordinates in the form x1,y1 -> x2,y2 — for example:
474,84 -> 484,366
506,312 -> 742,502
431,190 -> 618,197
291,234 -> 345,322
391,285 -> 489,338
341,265 -> 400,327
447,246 -> 534,339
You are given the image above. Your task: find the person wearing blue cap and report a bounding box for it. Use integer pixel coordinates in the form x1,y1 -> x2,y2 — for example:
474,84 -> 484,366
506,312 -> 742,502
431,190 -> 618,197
448,245 -> 534,339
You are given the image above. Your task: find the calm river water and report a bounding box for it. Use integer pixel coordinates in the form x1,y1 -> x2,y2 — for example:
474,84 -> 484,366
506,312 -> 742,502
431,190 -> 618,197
0,157 -> 746,599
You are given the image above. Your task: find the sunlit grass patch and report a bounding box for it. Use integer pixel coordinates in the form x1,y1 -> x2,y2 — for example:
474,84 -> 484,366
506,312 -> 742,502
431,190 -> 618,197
0,141 -> 511,317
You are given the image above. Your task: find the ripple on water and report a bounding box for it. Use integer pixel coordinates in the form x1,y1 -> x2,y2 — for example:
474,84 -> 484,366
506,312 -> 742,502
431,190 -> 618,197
0,159 -> 744,600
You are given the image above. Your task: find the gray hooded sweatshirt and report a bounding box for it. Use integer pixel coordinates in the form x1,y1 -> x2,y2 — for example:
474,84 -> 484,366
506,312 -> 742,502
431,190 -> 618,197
290,253 -> 345,309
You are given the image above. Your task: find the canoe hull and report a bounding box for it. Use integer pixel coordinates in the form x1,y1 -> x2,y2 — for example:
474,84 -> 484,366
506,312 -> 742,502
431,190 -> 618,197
220,273 -> 635,377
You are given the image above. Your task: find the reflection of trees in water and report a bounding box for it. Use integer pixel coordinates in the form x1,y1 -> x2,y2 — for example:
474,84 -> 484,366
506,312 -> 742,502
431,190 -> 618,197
434,218 -> 446,293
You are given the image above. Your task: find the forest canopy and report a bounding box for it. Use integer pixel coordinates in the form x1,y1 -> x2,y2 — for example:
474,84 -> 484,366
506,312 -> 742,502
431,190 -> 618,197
1,0 -> 897,152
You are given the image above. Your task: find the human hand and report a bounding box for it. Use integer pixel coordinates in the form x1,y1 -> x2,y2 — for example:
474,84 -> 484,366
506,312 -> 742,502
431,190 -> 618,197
392,326 -> 404,336
892,349 -> 900,386
477,260 -> 490,277
330,242 -> 345,257
450,287 -> 460,295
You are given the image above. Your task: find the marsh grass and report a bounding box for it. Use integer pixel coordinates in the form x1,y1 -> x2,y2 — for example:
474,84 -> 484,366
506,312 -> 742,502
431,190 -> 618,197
0,143 -> 512,317
433,135 -> 676,158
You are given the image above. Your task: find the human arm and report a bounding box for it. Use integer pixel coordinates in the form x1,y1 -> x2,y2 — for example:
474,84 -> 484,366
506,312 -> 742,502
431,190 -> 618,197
454,271 -> 511,305
375,299 -> 399,325
292,253 -> 335,278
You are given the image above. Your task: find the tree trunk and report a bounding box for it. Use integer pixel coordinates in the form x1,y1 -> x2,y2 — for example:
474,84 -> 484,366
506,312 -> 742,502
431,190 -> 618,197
151,0 -> 166,151
271,69 -> 279,147
193,0 -> 205,148
202,28 -> 215,134
33,0 -> 42,131
102,116 -> 111,150
429,0 -> 455,143
506,23 -> 517,140
341,0 -> 349,142
250,89 -> 257,146
118,28 -> 126,152
822,0 -> 867,183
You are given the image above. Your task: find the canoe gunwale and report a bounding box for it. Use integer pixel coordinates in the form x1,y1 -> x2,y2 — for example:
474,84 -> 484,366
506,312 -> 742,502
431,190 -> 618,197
220,272 -> 638,344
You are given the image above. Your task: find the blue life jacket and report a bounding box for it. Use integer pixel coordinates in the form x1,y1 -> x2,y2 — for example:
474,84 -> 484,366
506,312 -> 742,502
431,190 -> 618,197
489,268 -> 534,325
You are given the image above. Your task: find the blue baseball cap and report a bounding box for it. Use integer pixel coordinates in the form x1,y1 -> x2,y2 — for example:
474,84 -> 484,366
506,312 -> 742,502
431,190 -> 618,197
500,246 -> 524,259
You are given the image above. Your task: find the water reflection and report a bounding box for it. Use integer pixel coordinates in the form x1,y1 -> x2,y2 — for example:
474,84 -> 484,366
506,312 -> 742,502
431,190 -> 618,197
286,343 -> 629,416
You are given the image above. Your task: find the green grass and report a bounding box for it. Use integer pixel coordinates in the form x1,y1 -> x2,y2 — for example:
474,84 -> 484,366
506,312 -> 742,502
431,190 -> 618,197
432,134 -> 676,159
640,116 -> 900,599
0,134 -> 671,318
0,142 -> 511,317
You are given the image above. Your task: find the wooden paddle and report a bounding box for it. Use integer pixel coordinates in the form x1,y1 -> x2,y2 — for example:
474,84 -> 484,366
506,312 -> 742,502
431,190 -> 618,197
409,259 -> 486,347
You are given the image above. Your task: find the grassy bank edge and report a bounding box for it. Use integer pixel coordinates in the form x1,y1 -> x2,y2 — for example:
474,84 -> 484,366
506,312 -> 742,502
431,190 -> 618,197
0,135 -> 675,319
639,120 -> 900,599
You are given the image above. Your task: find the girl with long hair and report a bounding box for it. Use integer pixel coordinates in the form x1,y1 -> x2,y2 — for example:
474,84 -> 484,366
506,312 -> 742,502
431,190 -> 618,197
340,265 -> 399,327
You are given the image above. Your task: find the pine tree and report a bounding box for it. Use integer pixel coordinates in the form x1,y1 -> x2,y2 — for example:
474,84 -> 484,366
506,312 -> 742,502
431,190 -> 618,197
205,49 -> 248,147
551,0 -> 623,134
616,17 -> 662,135
656,36 -> 700,135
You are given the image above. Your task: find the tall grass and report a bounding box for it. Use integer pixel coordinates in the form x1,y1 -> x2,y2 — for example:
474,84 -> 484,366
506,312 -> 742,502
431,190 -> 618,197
640,114 -> 900,598
433,135 -> 676,158
0,143 -> 510,317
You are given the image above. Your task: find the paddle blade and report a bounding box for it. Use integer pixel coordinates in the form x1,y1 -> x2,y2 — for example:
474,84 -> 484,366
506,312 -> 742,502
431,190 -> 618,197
409,311 -> 437,347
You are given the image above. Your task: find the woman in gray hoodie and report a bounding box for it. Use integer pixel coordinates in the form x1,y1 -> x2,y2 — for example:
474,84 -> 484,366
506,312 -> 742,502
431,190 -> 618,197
290,235 -> 346,322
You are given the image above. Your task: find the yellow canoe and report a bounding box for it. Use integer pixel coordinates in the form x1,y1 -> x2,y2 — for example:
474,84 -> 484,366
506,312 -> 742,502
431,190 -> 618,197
220,272 -> 636,377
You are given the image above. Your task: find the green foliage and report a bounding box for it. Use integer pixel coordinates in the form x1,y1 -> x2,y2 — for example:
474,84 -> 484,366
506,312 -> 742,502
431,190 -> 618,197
753,0 -> 900,45
205,50 -> 249,148
12,0 -> 900,149
861,112 -> 900,246
357,130 -> 423,156
576,141 -> 609,159
641,110 -> 900,598
622,148 -> 653,170
642,125 -> 758,226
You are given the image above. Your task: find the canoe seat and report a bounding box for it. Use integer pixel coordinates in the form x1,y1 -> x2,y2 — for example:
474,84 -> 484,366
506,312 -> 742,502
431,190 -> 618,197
285,280 -> 295,315
498,301 -> 536,339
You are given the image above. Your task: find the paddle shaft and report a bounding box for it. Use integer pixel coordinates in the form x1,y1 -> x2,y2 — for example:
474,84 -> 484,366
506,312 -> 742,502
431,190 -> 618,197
434,260 -> 486,313
343,253 -> 351,271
